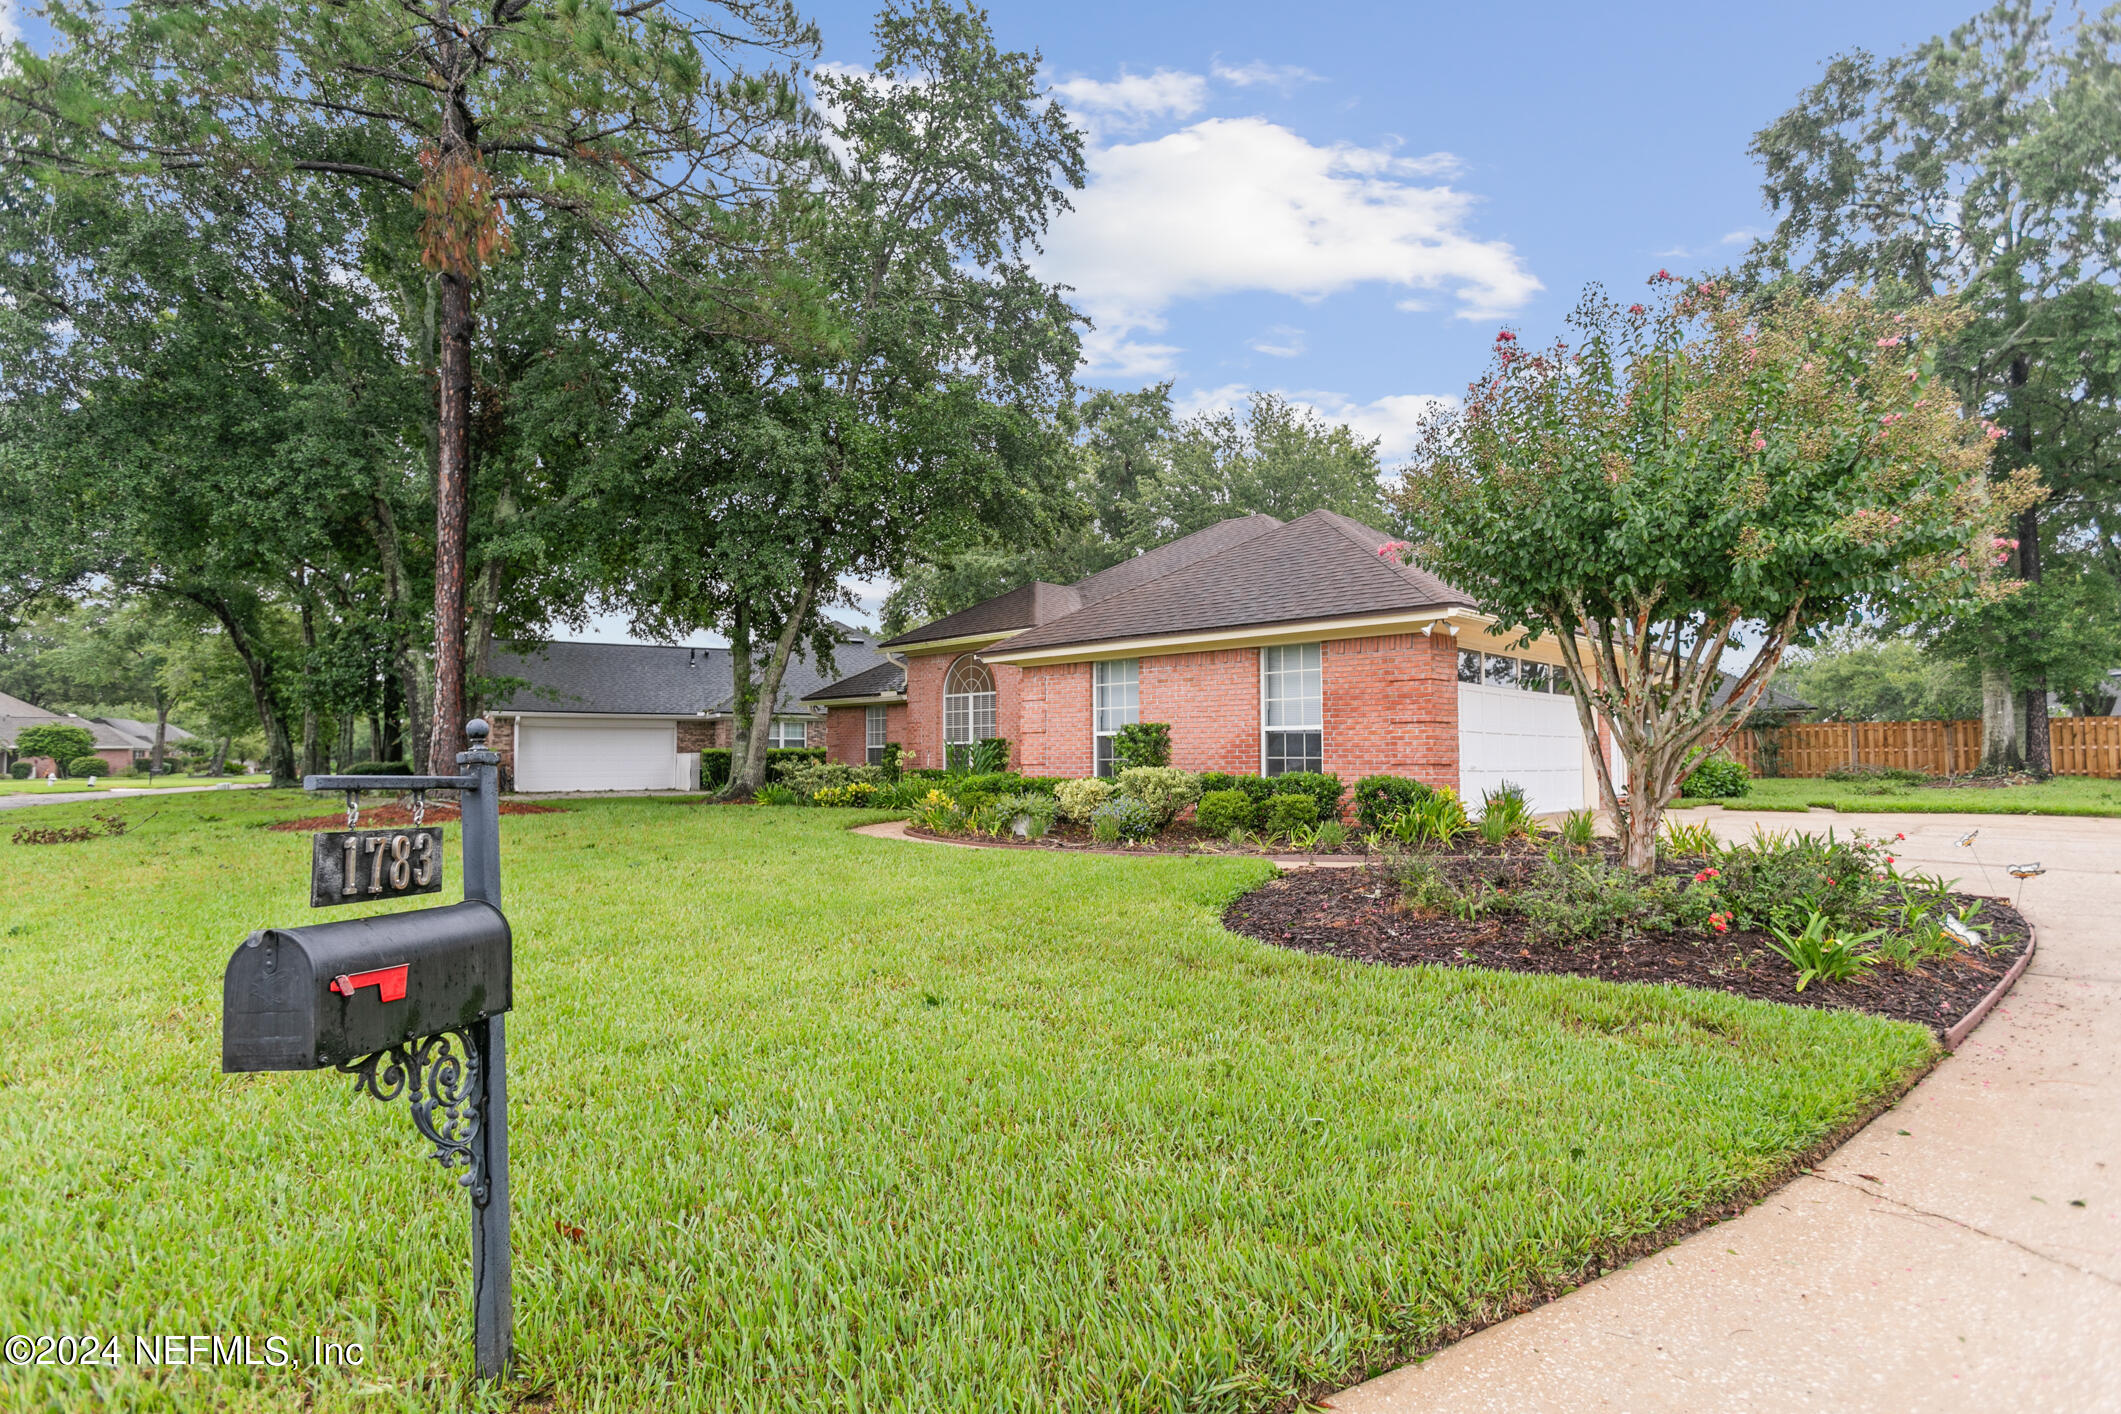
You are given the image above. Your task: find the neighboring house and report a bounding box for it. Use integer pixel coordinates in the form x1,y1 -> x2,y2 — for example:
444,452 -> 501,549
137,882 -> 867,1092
806,510 -> 1619,814
486,628 -> 891,792
89,715 -> 199,766
1712,672 -> 1813,725
0,691 -> 138,775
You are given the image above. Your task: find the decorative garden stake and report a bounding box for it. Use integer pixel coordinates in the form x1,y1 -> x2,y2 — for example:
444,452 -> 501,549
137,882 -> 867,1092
221,719 -> 513,1379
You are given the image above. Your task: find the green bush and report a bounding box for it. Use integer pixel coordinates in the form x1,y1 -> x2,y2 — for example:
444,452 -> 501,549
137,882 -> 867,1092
995,791 -> 1059,838
765,747 -> 828,782
10,762 -> 34,779
1352,773 -> 1435,829
1054,777 -> 1115,823
1268,771 -> 1343,823
1199,772 -> 1276,810
880,742 -> 904,780
1112,721 -> 1171,769
342,760 -> 414,776
947,738 -> 1011,774
1115,766 -> 1201,827
14,723 -> 95,773
953,772 -> 1064,797
779,761 -> 886,799
69,756 -> 112,778
1516,847 -> 1650,944
1263,793 -> 1319,840
1088,795 -> 1160,842
753,783 -> 802,806
701,749 -> 732,789
1678,756 -> 1752,798
1194,789 -> 1257,836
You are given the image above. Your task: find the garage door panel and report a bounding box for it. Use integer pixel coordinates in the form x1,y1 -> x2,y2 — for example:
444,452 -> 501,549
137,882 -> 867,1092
516,719 -> 676,793
1457,684 -> 1587,815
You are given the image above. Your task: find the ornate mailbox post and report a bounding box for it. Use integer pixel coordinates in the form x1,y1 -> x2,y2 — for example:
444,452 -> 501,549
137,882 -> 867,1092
221,719 -> 513,1380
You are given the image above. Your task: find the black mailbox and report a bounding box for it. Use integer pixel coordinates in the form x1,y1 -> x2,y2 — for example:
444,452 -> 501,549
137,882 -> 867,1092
222,900 -> 512,1072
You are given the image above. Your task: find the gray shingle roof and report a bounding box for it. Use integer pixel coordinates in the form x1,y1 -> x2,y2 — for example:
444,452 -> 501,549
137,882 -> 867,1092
987,510 -> 1474,655
880,580 -> 1083,648
802,660 -> 906,702
1714,671 -> 1813,715
0,695 -> 140,751
90,716 -> 197,749
491,630 -> 890,717
1067,514 -> 1282,605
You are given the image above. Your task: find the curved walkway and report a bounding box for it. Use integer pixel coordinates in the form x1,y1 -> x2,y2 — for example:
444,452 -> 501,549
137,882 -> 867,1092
1327,808 -> 2121,1413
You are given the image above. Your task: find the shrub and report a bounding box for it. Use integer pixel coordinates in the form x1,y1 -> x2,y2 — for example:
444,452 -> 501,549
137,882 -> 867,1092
995,791 -> 1059,838
1712,826 -> 1892,933
1053,777 -> 1115,823
1114,766 -> 1200,826
1766,909 -> 1884,991
947,737 -> 1012,774
1476,782 -> 1539,840
701,749 -> 732,789
1267,771 -> 1343,823
1112,721 -> 1171,769
1352,773 -> 1435,830
9,763 -> 32,780
1194,789 -> 1257,836
1199,772 -> 1276,811
778,761 -> 885,799
812,782 -> 883,807
342,760 -> 414,776
753,783 -> 801,806
953,772 -> 1063,798
1263,793 -> 1319,840
764,747 -> 828,782
1312,820 -> 1347,853
1678,756 -> 1752,798
912,788 -> 962,832
1517,847 -> 1650,944
14,723 -> 95,774
1389,788 -> 1470,847
879,742 -> 904,780
1088,795 -> 1160,842
70,756 -> 112,779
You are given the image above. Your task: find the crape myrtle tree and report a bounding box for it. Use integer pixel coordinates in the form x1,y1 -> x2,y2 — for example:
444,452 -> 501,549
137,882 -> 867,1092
1390,275 -> 2040,873
1744,0 -> 2121,770
591,0 -> 1085,798
2,0 -> 816,770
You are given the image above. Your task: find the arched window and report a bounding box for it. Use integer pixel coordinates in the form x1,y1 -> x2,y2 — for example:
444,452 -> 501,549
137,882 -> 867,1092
943,656 -> 997,748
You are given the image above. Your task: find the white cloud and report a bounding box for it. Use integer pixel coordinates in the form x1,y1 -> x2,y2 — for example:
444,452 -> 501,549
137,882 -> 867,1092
1049,69 -> 1206,133
1040,117 -> 1541,375
1247,325 -> 1306,358
0,1 -> 17,51
1211,59 -> 1322,91
1721,227 -> 1762,246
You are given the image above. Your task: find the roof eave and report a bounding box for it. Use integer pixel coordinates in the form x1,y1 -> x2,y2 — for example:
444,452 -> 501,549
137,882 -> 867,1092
981,606 -> 1475,666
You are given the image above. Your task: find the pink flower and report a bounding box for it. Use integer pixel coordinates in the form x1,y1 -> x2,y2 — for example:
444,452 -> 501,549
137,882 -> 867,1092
1627,303 -> 1646,315
1876,336 -> 1903,348
1496,329 -> 1516,343
1698,281 -> 1716,294
1987,424 -> 2008,440
1653,268 -> 1672,281
1749,430 -> 1766,452
1880,412 -> 1903,426
1376,540 -> 1410,560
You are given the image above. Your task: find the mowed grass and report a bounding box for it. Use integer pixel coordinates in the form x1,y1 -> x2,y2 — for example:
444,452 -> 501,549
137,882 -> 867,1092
0,792 -> 1934,1412
0,774 -> 267,795
1722,774 -> 2121,816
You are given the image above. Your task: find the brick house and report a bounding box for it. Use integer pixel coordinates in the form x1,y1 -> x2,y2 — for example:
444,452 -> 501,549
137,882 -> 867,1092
0,691 -> 139,777
806,511 -> 1616,814
485,629 -> 890,792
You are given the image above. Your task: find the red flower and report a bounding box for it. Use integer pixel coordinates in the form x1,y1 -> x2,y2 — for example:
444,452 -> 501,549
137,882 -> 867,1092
1826,877 -> 1836,886
1496,330 -> 1516,343
1885,855 -> 1895,864
1693,868 -> 1720,882
1894,832 -> 1906,841
1652,268 -> 1672,281
1709,912 -> 1731,933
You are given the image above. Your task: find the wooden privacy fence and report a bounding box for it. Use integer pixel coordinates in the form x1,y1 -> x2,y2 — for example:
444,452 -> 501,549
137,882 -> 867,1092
1725,717 -> 2121,779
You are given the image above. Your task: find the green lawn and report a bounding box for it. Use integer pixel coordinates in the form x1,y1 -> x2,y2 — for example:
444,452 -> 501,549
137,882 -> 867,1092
0,792 -> 1934,1412
0,773 -> 266,795
1708,774 -> 2121,816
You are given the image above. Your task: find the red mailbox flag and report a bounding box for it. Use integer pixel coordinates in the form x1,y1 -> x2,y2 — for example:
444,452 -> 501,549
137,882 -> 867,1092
330,965 -> 409,1003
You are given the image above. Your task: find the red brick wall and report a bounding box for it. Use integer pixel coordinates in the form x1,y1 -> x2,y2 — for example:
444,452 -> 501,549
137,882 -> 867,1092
825,703 -> 909,764
902,652 -> 1020,771
488,716 -> 516,780
1322,632 -> 1460,793
1017,661 -> 1094,776
1008,632 -> 1466,809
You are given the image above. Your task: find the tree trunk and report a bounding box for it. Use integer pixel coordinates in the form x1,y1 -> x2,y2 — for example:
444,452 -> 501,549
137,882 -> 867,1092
427,261 -> 473,772
191,594 -> 298,786
722,582 -> 820,799
1619,786 -> 1660,873
150,696 -> 169,775
1980,656 -> 2019,771
2018,504 -> 2051,776
719,603 -> 757,800
209,735 -> 230,776
336,712 -> 356,772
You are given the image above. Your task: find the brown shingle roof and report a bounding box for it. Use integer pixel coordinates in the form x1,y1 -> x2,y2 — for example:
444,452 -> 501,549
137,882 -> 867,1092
1068,514 -> 1282,604
880,580 -> 1082,648
986,510 -> 1474,655
803,661 -> 906,702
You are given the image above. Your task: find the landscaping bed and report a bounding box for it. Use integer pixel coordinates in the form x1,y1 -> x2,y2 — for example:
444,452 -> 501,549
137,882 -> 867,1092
904,817 -> 1374,856
1224,851 -> 2030,1037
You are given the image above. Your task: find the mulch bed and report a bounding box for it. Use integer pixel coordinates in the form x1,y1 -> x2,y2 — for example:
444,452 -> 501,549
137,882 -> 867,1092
1222,860 -> 2031,1037
267,801 -> 565,831
904,819 -> 1375,857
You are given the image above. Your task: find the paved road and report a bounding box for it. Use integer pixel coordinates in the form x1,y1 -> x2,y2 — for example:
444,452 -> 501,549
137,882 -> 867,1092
1327,808 -> 2121,1413
0,782 -> 267,811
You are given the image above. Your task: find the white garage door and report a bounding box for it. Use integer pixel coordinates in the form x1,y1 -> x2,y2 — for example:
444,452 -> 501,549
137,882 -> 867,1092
1458,685 -> 1589,816
515,717 -> 677,793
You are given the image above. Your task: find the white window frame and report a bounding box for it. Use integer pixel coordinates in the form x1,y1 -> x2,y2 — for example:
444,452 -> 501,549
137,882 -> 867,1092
1260,643 -> 1323,776
942,656 -> 998,756
865,705 -> 888,765
766,717 -> 811,750
1092,659 -> 1140,778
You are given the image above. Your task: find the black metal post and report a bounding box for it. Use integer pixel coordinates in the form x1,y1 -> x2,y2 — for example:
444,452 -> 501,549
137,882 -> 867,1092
456,719 -> 511,1381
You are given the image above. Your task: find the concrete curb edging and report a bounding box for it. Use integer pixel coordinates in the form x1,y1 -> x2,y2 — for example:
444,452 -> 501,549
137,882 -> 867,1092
1942,925 -> 2037,1051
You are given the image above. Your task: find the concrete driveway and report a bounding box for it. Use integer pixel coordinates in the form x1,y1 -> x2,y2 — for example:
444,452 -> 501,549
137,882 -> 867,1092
1327,808 -> 2121,1413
